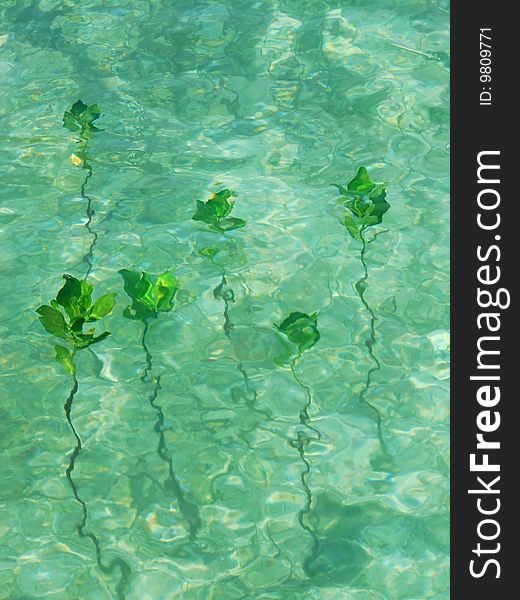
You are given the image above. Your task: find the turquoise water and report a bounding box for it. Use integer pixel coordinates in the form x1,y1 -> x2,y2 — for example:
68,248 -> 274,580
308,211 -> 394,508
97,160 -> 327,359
0,1 -> 449,598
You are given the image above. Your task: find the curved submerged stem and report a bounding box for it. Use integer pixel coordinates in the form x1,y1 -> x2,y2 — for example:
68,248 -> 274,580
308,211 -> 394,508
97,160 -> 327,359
149,375 -> 201,540
219,276 -> 234,339
355,230 -> 389,457
289,354 -> 321,575
64,369 -> 132,599
140,322 -> 201,540
80,163 -> 98,279
140,321 -> 153,383
216,274 -> 269,420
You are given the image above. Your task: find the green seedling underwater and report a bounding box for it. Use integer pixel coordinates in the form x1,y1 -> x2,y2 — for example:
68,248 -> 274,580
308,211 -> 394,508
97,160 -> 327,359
192,189 -> 246,233
275,312 -> 320,355
64,100 -> 102,137
36,275 -> 129,599
63,100 -> 103,277
63,99 -> 102,167
37,274 -> 116,373
274,311 -> 321,575
334,166 -> 390,242
196,208 -> 269,431
120,268 -> 201,540
334,166 -> 391,461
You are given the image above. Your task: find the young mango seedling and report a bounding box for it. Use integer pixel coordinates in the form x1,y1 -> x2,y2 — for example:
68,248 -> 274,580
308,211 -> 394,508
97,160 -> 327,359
275,312 -> 320,355
333,166 -> 391,460
63,99 -> 102,134
119,269 -> 179,323
333,166 -> 390,243
35,275 -> 128,597
119,268 -> 201,540
63,100 -> 103,277
192,189 -> 246,233
274,311 -> 321,574
63,99 -> 102,167
37,274 -> 116,373
196,224 -> 267,434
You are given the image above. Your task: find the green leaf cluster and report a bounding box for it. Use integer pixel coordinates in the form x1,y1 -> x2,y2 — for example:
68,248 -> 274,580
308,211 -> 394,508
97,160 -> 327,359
119,269 -> 179,321
37,275 -> 116,348
37,275 -> 116,374
333,167 -> 390,241
54,344 -> 76,376
63,100 -> 102,135
192,189 -> 246,232
275,312 -> 320,353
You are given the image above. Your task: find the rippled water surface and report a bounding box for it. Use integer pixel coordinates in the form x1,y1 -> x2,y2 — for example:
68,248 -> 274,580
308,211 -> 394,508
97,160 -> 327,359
0,1 -> 449,598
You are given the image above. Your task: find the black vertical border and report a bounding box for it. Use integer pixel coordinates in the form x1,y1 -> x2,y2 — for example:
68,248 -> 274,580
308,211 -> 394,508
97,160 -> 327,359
451,2 -> 515,597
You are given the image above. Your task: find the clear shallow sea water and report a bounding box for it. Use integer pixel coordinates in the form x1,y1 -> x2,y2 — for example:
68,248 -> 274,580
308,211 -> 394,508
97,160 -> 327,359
0,1 -> 449,598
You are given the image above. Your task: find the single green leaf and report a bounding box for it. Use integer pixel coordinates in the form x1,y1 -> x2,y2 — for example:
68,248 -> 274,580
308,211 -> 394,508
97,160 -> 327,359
275,312 -> 320,353
36,305 -> 69,340
192,201 -> 216,225
54,345 -> 75,376
71,100 -> 88,117
119,268 -> 143,298
56,274 -> 82,306
72,328 -> 110,349
119,269 -> 154,306
56,274 -> 92,320
89,331 -> 111,346
198,247 -> 221,260
134,274 -> 156,309
63,111 -> 80,132
347,166 -> 376,194
367,188 -> 390,224
216,217 -> 247,232
153,271 -> 179,313
332,183 -> 349,196
90,292 -> 117,320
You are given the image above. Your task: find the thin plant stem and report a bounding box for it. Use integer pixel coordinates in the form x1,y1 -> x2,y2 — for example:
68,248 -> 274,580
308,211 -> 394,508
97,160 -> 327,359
63,351 -> 132,599
215,274 -> 269,420
80,163 -> 98,279
356,228 -> 390,457
140,321 -> 201,540
289,353 -> 321,575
